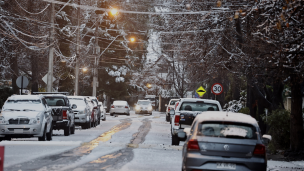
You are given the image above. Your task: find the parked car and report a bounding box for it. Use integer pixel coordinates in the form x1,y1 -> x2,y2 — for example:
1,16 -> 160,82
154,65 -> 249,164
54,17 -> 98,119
98,101 -> 106,121
181,112 -> 272,171
86,97 -> 98,127
88,96 -> 101,125
165,99 -> 179,122
68,96 -> 92,129
110,100 -> 130,116
43,94 -> 76,136
0,95 -> 53,141
135,100 -> 153,115
170,98 -> 222,145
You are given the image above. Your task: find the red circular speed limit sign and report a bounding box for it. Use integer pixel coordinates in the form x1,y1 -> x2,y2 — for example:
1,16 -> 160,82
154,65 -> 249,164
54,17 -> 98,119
211,83 -> 223,95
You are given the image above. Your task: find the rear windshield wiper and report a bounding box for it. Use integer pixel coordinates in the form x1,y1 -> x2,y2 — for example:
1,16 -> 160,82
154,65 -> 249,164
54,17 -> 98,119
225,135 -> 246,139
23,109 -> 35,111
4,109 -> 20,111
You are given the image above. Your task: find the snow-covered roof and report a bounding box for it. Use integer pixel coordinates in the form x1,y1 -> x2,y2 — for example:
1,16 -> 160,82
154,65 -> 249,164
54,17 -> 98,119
180,98 -> 219,103
67,96 -> 86,100
8,95 -> 42,100
194,111 -> 258,126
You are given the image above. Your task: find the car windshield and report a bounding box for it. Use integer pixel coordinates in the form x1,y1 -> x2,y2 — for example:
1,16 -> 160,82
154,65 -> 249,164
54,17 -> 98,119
180,102 -> 219,112
45,97 -> 66,106
137,101 -> 151,105
198,122 -> 257,139
6,99 -> 41,104
170,100 -> 177,105
69,99 -> 86,106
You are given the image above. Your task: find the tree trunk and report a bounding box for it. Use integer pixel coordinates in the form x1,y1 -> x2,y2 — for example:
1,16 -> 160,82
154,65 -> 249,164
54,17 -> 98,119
10,54 -> 19,94
31,53 -> 39,92
290,74 -> 303,151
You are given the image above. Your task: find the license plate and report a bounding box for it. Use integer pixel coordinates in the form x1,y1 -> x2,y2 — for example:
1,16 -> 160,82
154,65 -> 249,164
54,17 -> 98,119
117,106 -> 123,108
216,163 -> 236,170
14,129 -> 23,133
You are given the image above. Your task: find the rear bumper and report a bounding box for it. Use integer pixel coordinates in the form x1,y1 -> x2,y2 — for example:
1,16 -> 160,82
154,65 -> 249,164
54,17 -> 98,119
75,114 -> 88,124
110,108 -> 129,114
183,152 -> 267,171
53,120 -> 69,129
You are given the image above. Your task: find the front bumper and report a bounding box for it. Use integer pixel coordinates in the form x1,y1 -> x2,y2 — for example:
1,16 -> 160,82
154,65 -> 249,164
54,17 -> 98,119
183,151 -> 267,171
135,109 -> 152,114
0,124 -> 43,137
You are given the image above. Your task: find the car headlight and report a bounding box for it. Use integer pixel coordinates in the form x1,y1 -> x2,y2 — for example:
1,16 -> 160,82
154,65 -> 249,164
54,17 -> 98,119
135,106 -> 141,110
0,116 -> 7,125
30,113 -> 41,124
148,106 -> 153,111
79,110 -> 85,114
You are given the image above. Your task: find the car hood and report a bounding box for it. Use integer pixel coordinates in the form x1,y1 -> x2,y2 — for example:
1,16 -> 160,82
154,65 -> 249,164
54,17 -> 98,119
1,111 -> 42,119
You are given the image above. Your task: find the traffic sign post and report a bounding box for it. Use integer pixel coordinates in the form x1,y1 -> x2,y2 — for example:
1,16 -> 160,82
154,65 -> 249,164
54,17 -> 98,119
16,76 -> 29,95
196,86 -> 206,98
211,83 -> 223,100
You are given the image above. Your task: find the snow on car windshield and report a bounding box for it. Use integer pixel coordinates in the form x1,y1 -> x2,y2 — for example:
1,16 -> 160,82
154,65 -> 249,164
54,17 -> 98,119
180,102 -> 219,112
199,122 -> 256,139
6,99 -> 41,104
137,101 -> 151,105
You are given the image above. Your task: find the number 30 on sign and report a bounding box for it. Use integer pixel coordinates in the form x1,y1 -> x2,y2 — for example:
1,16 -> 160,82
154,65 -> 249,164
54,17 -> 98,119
212,83 -> 223,95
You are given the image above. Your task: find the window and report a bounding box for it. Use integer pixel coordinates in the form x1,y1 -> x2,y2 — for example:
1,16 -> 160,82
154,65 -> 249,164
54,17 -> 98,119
137,101 -> 151,105
45,97 -> 66,106
170,100 -> 177,105
7,99 -> 41,104
198,122 -> 257,139
180,102 -> 219,112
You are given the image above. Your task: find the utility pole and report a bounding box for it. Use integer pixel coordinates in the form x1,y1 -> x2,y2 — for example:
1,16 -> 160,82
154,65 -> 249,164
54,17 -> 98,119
74,0 -> 80,95
47,2 -> 55,92
92,16 -> 99,97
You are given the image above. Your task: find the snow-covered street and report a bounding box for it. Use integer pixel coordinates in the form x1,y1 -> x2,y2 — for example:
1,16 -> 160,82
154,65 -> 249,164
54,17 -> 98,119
1,111 -> 303,171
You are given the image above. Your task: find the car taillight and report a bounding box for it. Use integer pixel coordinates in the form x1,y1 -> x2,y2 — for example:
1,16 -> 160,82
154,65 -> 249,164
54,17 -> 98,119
187,139 -> 200,151
94,106 -> 97,109
253,144 -> 265,156
111,105 -> 114,108
168,107 -> 171,111
175,102 -> 179,110
125,106 -> 128,108
174,115 -> 180,126
62,110 -> 67,119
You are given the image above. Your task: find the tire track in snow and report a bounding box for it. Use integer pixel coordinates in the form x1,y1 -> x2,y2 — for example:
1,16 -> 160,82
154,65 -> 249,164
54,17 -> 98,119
68,118 -> 152,171
5,118 -> 132,171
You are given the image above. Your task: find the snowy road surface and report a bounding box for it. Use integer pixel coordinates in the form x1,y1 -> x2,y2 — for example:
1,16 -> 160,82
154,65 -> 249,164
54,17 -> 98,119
1,111 -> 303,171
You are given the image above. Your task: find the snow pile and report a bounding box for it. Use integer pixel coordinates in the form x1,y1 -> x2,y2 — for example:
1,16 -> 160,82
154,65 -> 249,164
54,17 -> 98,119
223,91 -> 246,112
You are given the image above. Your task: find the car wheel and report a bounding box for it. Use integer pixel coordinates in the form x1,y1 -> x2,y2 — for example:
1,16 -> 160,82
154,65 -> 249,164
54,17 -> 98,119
46,125 -> 53,141
38,125 -> 47,141
110,113 -> 113,116
64,125 -> 71,136
172,134 -> 180,146
166,115 -> 170,122
102,116 -> 106,121
71,124 -> 75,134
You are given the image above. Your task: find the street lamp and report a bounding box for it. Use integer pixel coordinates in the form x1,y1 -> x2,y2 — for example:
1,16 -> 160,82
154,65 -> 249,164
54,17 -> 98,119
130,37 -> 136,43
146,83 -> 152,89
110,8 -> 118,16
82,67 -> 88,72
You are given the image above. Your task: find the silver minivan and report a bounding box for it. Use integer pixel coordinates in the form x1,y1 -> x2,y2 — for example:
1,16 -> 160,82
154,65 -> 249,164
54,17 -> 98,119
182,112 -> 271,171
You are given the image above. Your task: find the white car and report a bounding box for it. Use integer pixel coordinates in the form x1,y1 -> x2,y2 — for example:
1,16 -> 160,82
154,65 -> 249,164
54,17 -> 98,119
165,99 -> 179,122
68,96 -> 92,129
86,97 -> 98,127
0,95 -> 53,141
98,101 -> 106,121
171,98 -> 222,145
110,101 -> 130,116
135,100 -> 153,115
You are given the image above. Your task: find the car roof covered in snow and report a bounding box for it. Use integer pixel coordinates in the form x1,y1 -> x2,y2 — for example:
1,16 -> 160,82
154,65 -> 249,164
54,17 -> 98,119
113,100 -> 128,105
8,95 -> 43,100
194,111 -> 258,126
67,96 -> 86,100
179,98 -> 219,103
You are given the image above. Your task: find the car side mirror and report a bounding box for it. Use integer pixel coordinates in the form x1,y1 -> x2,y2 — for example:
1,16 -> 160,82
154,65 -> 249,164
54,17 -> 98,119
262,134 -> 272,145
169,109 -> 175,115
165,104 -> 167,107
72,104 -> 77,109
184,128 -> 191,136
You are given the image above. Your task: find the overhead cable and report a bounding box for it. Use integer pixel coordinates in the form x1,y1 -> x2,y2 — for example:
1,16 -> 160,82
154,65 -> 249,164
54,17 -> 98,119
14,0 -> 50,15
